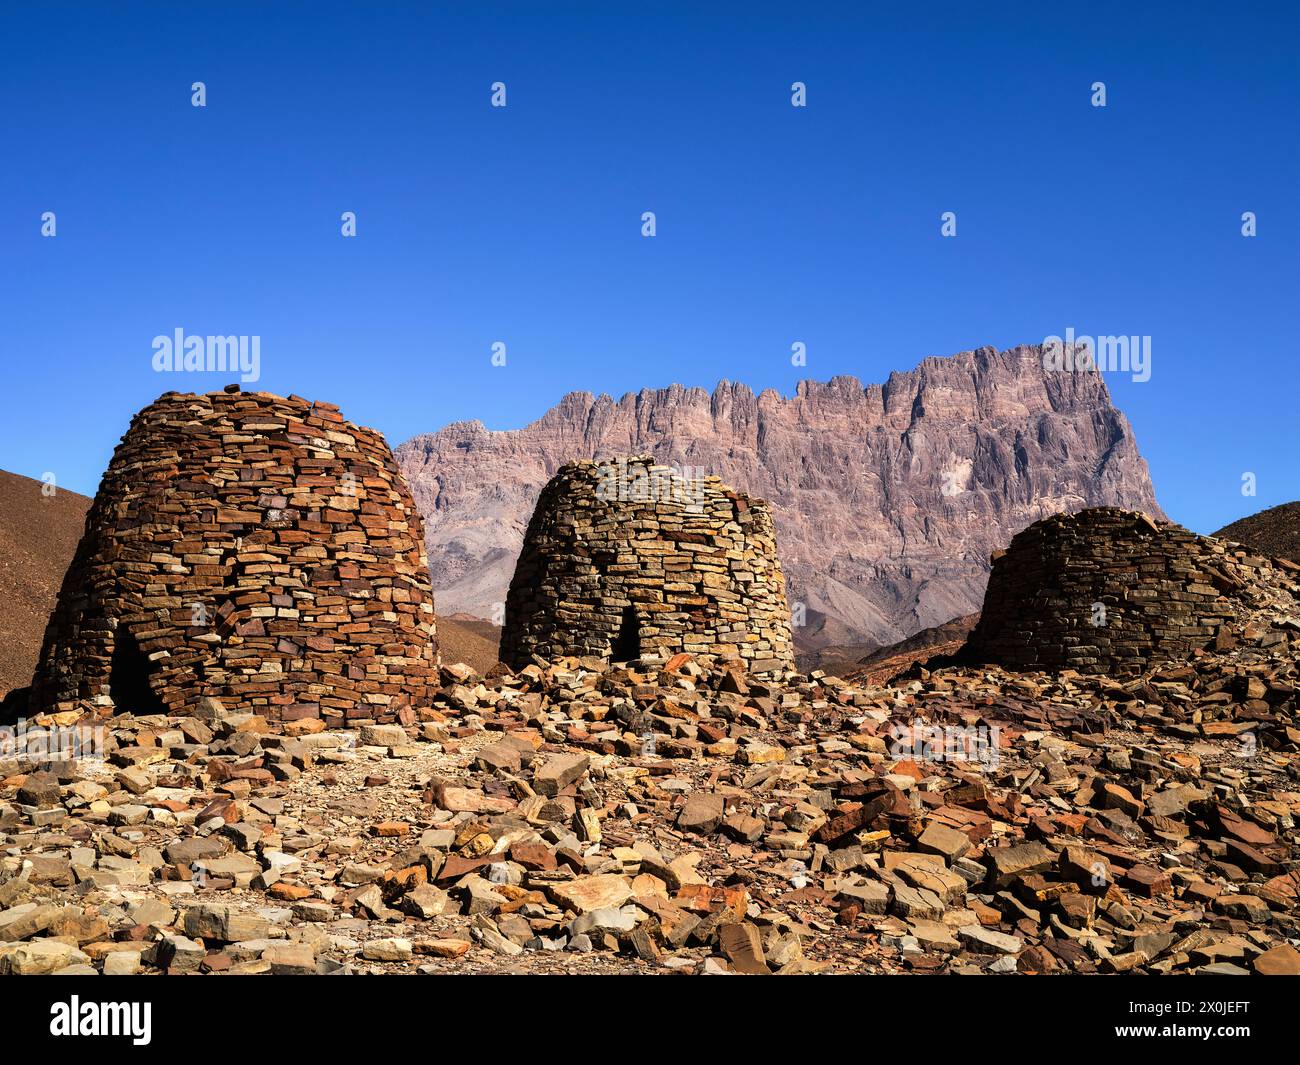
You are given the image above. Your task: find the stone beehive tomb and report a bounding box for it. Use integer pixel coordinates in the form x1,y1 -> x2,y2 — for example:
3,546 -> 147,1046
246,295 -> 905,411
500,456 -> 795,671
30,386 -> 438,724
965,507 -> 1299,674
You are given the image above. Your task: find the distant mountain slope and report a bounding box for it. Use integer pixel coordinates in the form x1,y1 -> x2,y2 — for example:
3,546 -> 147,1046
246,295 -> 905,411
1214,502 -> 1300,563
397,344 -> 1164,647
0,470 -> 91,697
437,615 -> 500,674
804,612 -> 980,680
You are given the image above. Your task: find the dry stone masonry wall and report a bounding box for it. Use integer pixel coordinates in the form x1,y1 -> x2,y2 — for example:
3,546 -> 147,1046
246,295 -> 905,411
501,457 -> 795,671
30,386 -> 438,724
965,507 -> 1300,674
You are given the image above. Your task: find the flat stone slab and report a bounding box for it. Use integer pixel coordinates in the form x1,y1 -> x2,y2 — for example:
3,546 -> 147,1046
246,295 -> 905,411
547,875 -> 633,914
533,753 -> 590,797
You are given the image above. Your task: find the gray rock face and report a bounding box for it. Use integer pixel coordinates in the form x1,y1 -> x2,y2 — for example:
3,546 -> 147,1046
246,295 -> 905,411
396,344 -> 1163,647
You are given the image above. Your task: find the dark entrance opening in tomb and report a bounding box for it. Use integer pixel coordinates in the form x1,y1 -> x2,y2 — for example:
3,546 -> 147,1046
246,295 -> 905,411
108,629 -> 167,714
611,605 -> 642,661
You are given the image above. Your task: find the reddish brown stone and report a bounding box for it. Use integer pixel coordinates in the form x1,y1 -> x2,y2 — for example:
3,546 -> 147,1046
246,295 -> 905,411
509,841 -> 557,871
1124,865 -> 1173,898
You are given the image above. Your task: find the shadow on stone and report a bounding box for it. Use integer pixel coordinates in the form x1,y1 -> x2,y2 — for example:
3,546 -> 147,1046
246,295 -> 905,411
0,686 -> 30,727
611,605 -> 641,662
108,630 -> 166,715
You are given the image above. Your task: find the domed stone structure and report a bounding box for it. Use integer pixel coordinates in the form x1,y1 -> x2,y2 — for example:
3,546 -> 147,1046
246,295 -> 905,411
965,508 -> 1297,674
30,386 -> 437,724
500,456 -> 795,671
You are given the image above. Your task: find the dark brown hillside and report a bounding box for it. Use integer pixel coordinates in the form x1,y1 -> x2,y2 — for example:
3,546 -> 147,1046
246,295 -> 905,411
1215,501 -> 1300,562
0,470 -> 91,697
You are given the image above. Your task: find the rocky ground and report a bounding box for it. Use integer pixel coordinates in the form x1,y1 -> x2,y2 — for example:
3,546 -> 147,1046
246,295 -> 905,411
4,608 -> 1300,976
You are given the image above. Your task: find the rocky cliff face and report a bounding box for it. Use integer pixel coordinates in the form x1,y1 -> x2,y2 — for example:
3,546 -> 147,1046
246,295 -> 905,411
396,344 -> 1164,648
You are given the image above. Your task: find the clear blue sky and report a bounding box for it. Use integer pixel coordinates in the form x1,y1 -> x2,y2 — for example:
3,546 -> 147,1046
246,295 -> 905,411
1,1 -> 1296,534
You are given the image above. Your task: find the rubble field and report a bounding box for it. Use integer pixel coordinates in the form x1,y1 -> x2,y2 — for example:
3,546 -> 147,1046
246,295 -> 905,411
3,630 -> 1299,976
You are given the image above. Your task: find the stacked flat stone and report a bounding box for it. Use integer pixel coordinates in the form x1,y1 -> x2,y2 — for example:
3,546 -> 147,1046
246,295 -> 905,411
966,507 -> 1297,674
501,456 -> 795,672
30,386 -> 437,724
